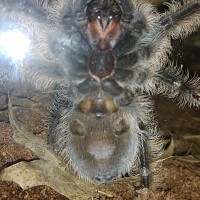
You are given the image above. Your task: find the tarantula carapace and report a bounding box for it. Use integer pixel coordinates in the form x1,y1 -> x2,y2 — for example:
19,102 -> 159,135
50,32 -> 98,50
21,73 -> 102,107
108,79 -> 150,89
0,0 -> 199,190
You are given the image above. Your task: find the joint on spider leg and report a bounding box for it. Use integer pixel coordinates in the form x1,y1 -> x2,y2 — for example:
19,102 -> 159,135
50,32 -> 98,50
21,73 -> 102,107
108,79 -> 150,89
141,166 -> 151,189
158,69 -> 200,106
157,71 -> 182,90
181,82 -> 200,104
160,16 -> 173,31
139,138 -> 151,189
157,71 -> 183,89
173,80 -> 182,89
191,92 -> 200,102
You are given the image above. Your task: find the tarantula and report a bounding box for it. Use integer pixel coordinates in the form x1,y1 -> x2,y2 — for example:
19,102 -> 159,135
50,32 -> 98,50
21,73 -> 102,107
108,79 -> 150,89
0,0 -> 199,190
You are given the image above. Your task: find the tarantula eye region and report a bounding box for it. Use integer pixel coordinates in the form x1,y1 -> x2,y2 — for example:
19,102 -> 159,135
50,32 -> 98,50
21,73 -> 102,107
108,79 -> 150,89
86,0 -> 122,23
78,0 -> 123,51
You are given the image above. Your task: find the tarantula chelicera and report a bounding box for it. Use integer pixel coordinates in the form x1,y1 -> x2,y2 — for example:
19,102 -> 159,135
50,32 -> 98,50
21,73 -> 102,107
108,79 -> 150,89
0,0 -> 200,190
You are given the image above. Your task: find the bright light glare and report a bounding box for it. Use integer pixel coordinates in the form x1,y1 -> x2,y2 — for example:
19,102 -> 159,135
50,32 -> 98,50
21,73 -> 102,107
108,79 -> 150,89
0,30 -> 30,60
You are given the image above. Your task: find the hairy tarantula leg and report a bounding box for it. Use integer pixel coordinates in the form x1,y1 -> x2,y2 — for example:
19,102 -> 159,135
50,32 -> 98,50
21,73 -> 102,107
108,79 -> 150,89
159,0 -> 200,39
156,67 -> 200,107
138,121 -> 150,189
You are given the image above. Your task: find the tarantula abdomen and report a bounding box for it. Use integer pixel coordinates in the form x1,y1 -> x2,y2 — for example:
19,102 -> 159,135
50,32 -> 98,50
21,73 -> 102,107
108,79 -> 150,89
49,88 -> 144,183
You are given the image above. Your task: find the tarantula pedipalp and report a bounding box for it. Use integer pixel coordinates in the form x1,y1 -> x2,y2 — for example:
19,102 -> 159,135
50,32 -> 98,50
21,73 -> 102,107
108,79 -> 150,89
0,0 -> 199,190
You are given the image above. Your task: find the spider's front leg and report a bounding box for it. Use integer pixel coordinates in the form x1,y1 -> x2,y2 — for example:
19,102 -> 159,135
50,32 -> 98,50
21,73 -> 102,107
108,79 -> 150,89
155,65 -> 200,107
159,0 -> 200,39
